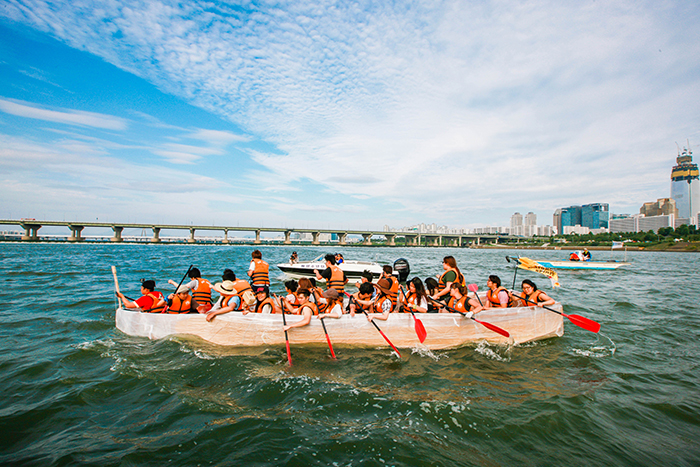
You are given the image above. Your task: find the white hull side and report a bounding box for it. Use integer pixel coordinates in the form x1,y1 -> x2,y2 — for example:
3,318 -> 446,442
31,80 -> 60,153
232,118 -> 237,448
115,305 -> 564,349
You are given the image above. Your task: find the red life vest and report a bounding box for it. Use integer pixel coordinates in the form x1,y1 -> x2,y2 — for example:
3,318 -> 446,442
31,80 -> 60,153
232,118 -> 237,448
250,259 -> 270,286
191,278 -> 212,304
168,294 -> 193,314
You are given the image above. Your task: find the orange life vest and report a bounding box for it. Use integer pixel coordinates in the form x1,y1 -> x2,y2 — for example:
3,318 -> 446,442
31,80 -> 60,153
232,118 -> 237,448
299,302 -> 318,316
447,295 -> 472,313
220,294 -> 243,311
517,290 -> 544,306
402,292 -> 423,313
327,265 -> 345,293
250,259 -> 270,286
144,292 -> 165,313
385,275 -> 399,307
230,279 -> 252,297
487,286 -> 515,308
168,294 -> 193,314
438,269 -> 465,291
373,295 -> 393,313
254,297 -> 275,313
191,278 -> 212,304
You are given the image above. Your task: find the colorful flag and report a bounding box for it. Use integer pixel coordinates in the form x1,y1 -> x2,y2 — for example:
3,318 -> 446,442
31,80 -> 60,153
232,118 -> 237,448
516,257 -> 560,288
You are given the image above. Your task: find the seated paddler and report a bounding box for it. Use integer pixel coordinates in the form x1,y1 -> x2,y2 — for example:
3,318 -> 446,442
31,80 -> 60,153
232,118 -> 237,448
513,280 -> 555,308
116,279 -> 166,313
166,286 -> 200,314
283,288 -> 317,331
168,267 -> 212,313
367,278 -> 396,322
206,280 -> 243,322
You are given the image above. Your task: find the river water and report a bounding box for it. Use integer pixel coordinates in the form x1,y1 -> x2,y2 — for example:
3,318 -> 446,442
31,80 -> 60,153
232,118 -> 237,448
0,243 -> 698,466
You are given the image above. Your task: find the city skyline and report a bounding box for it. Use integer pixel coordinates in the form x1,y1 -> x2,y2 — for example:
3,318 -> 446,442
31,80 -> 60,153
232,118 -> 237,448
1,2 -> 699,230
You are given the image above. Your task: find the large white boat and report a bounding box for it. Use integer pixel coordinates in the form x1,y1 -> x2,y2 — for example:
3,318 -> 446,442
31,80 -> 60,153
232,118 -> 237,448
115,304 -> 564,350
276,255 -> 409,282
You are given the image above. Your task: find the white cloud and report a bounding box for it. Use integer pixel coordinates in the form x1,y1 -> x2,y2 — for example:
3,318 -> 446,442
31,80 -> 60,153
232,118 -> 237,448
0,98 -> 128,130
3,0 -> 700,225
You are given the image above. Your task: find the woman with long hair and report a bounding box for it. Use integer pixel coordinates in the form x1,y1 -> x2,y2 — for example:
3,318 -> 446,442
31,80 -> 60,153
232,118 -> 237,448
431,256 -> 466,301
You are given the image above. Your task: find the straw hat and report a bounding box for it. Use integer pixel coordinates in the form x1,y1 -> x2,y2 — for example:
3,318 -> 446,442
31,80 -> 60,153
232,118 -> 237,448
176,285 -> 190,294
213,280 -> 237,295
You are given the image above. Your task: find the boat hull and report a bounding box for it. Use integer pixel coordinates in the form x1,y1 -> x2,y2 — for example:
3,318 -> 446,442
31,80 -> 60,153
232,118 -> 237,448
115,305 -> 564,349
534,260 -> 630,270
277,260 -> 383,281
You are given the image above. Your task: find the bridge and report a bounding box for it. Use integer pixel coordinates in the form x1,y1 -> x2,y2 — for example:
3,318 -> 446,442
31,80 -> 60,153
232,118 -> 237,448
0,219 -> 511,247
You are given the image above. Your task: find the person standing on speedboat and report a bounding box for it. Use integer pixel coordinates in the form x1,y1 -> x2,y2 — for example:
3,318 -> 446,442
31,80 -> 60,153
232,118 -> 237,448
247,250 -> 270,288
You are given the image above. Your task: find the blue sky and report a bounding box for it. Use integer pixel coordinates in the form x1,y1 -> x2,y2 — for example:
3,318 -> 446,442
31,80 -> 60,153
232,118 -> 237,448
1,0 -> 699,231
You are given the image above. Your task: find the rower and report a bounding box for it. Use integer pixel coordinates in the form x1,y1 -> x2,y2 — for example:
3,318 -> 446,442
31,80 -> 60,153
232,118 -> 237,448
445,283 -> 482,317
206,280 -> 244,321
283,288 -> 318,331
246,286 -> 277,314
247,250 -> 270,288
116,279 -> 166,313
401,277 -> 429,313
380,265 -> 400,309
314,253 -> 348,295
484,275 -> 516,308
366,278 -> 394,322
348,282 -> 374,316
513,279 -> 555,308
168,267 -> 212,313
166,285 -> 200,314
317,288 -> 343,319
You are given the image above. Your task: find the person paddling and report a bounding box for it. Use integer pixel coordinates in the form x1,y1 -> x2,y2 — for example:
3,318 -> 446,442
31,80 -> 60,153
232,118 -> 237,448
485,275 -> 516,308
168,267 -> 212,313
206,280 -> 243,321
401,277 -> 429,313
445,283 -> 483,316
366,278 -> 395,322
348,282 -> 375,316
513,279 -> 555,308
166,286 -> 200,314
245,286 -> 278,315
282,289 -> 317,331
116,279 -> 166,313
317,288 -> 343,319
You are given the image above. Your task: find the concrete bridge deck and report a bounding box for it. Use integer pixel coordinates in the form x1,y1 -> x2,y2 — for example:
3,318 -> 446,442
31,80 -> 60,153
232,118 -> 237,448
0,219 -> 510,246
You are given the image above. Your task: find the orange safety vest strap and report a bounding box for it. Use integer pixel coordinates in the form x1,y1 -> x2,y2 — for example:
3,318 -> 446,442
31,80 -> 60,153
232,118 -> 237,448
191,278 -> 212,303
168,295 -> 193,314
144,292 -> 165,313
327,265 -> 345,293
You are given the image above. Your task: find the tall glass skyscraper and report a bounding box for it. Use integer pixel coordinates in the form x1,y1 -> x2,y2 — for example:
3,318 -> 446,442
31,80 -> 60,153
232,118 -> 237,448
670,146 -> 700,220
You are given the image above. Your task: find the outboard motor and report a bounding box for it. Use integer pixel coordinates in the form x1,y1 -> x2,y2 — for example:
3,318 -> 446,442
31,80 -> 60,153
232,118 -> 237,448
393,258 -> 410,283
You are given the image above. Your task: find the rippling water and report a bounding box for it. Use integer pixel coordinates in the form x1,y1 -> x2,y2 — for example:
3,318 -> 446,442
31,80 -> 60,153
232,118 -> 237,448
0,244 -> 698,466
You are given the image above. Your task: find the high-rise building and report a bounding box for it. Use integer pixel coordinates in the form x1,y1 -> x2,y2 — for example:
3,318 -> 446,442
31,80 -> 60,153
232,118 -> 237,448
553,206 -> 581,233
670,145 -> 700,221
581,203 -> 609,229
640,198 -> 678,217
525,212 -> 537,225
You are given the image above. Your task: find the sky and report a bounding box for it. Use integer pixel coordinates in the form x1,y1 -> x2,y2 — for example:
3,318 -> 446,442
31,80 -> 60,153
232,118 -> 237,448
1,0 -> 699,231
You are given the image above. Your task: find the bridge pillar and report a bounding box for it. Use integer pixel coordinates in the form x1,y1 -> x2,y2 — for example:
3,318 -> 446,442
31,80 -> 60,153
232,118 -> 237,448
362,233 -> 372,245
21,224 -> 41,241
111,226 -> 123,242
284,230 -> 292,244
385,234 -> 395,246
405,234 -> 416,246
68,225 -> 84,242
338,232 -> 347,245
151,227 -> 161,243
188,228 -> 196,243
477,237 -> 480,246
255,230 -> 261,244
222,229 -> 229,244
494,236 -> 499,244
312,232 -> 320,245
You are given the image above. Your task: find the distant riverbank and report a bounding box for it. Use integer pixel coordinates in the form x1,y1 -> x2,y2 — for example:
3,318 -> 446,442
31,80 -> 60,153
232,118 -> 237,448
478,242 -> 700,252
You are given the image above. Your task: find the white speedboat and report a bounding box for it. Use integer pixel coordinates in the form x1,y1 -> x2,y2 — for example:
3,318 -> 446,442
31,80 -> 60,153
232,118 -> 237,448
277,254 -> 386,281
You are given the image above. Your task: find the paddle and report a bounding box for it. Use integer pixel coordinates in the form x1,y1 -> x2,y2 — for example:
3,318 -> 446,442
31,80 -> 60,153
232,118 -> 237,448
467,283 -> 484,307
520,295 -> 600,333
399,286 -> 427,343
111,266 -> 123,308
319,316 -> 337,359
345,293 -> 401,358
428,296 -> 510,338
506,256 -> 518,290
174,265 -> 194,294
277,296 -> 293,365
